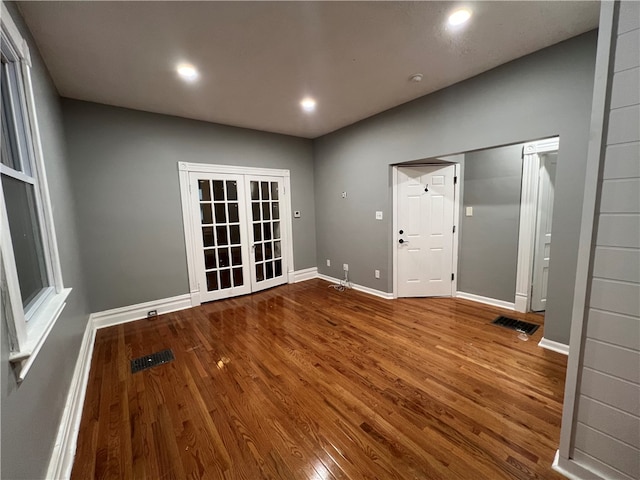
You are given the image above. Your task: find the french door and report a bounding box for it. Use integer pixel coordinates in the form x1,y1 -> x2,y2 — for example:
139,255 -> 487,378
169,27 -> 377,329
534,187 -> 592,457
185,167 -> 290,304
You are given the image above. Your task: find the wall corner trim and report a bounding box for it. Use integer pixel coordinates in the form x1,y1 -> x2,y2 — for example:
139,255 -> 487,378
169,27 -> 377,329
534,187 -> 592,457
45,316 -> 96,480
456,291 -> 516,311
91,294 -> 192,330
538,337 -> 569,355
293,267 -> 318,283
317,274 -> 394,300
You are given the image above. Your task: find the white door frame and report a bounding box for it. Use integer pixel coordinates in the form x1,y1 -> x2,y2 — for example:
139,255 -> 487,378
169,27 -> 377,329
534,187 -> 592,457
514,137 -> 559,312
392,163 -> 461,299
178,162 -> 294,307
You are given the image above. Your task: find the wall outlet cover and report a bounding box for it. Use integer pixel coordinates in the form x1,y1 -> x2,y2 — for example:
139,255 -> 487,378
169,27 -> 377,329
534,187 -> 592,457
294,210 -> 301,218
326,259 -> 331,266
375,269 -> 380,279
343,263 -> 349,271
375,211 -> 383,220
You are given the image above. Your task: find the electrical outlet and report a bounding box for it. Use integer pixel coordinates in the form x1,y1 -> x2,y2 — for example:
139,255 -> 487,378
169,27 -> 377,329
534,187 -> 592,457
343,263 -> 349,272
147,310 -> 158,318
326,259 -> 331,267
341,192 -> 347,198
375,269 -> 380,279
375,211 -> 383,220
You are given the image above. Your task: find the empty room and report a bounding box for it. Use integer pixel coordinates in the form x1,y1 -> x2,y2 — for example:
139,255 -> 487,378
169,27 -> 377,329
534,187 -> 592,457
1,1 -> 638,479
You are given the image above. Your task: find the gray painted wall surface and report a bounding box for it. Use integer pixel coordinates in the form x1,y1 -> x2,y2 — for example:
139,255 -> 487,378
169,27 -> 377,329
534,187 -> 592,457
458,144 -> 523,303
314,31 -> 597,344
1,3 -> 91,479
62,100 -> 316,312
572,2 -> 640,477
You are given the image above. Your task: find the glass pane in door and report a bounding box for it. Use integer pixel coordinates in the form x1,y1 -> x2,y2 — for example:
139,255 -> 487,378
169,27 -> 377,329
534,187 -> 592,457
199,179 -> 244,291
250,180 -> 284,285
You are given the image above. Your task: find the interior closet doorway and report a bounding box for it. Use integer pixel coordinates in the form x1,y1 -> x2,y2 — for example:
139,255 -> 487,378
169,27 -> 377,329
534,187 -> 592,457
178,163 -> 294,306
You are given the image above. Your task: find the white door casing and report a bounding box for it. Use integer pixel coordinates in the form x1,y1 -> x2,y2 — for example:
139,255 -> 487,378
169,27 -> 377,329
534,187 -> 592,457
531,152 -> 557,311
396,165 -> 456,297
515,137 -> 559,312
178,162 -> 293,306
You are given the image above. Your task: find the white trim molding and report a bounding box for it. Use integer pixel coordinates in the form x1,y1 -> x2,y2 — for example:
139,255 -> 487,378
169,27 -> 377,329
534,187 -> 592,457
292,267 -> 318,283
456,291 -> 515,311
46,317 -> 96,480
538,337 -> 569,355
318,274 -> 394,300
515,136 -> 559,312
552,450 -> 606,480
91,294 -> 192,329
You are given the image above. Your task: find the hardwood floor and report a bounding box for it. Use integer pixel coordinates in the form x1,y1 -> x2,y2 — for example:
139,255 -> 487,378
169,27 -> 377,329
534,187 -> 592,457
71,279 -> 567,480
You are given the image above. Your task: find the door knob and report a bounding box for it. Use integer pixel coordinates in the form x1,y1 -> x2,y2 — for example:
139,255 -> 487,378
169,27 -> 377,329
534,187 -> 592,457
399,229 -> 404,234
399,239 -> 405,244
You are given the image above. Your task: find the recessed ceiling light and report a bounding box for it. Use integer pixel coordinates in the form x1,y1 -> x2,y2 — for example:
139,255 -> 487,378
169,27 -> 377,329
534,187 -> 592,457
176,63 -> 199,82
300,97 -> 316,113
448,8 -> 472,27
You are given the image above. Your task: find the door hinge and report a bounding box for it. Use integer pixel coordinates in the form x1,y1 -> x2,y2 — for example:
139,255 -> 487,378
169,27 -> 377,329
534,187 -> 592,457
451,273 -> 455,281
453,225 -> 456,233
454,176 -> 458,184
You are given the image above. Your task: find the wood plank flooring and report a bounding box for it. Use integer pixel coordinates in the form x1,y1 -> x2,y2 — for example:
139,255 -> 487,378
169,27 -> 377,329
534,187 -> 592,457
71,279 -> 568,480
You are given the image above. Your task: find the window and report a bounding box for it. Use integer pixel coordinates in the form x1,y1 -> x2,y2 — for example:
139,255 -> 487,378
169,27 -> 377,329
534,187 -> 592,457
1,3 -> 70,381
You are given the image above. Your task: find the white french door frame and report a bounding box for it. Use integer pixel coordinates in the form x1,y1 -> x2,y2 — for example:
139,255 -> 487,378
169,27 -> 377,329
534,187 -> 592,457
178,162 -> 294,307
392,163 -> 461,299
514,136 -> 559,312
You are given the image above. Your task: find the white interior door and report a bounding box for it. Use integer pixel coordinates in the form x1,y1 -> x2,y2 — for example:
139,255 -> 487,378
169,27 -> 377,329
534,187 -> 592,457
397,165 -> 455,297
190,173 -> 252,302
245,176 -> 288,292
531,152 -> 557,311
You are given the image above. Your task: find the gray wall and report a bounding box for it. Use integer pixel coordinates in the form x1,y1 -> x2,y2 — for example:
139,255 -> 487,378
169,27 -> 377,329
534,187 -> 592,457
62,100 -> 316,312
1,3 -> 91,479
314,31 -> 597,345
572,1 -> 640,477
458,144 -> 523,302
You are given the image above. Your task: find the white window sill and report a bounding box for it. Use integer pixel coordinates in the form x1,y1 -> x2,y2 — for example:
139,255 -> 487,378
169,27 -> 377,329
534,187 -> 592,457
8,287 -> 72,382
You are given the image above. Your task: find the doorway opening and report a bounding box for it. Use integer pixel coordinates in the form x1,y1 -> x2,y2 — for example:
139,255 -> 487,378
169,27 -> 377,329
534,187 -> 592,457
515,137 -> 559,313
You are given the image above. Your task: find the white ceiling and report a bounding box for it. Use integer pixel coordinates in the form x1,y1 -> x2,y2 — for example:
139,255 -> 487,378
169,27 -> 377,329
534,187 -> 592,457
18,1 -> 600,139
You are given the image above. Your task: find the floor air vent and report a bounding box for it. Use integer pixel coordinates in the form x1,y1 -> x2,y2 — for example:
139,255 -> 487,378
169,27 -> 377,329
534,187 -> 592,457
492,316 -> 539,335
131,349 -> 175,373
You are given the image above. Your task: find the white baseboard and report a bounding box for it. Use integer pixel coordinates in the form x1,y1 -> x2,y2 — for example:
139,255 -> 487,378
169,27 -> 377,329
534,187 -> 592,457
292,267 -> 318,283
91,293 -> 192,330
46,316 -> 96,480
538,337 -> 570,355
456,291 -> 515,310
317,274 -> 394,300
552,450 -> 605,480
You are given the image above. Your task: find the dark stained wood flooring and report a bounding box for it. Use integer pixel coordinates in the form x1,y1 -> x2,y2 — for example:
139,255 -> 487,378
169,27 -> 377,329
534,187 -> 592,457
71,279 -> 567,480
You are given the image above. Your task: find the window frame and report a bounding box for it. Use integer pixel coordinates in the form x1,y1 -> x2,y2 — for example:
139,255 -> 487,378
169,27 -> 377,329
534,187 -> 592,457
1,2 -> 71,382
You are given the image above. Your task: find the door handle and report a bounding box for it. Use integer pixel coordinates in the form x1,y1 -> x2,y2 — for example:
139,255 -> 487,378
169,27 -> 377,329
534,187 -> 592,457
399,239 -> 409,244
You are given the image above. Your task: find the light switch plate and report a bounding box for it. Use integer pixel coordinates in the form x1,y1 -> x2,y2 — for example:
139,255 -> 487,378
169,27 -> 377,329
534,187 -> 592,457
375,211 -> 383,220
294,210 -> 301,218
465,206 -> 473,217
